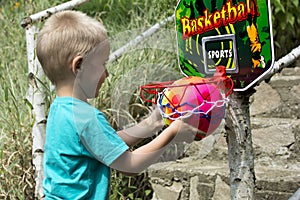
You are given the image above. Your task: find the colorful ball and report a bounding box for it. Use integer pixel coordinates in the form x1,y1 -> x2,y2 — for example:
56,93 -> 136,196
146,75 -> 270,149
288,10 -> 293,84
158,76 -> 225,140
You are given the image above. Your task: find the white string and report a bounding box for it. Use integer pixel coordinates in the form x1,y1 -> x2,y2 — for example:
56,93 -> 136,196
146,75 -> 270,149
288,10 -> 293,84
157,91 -> 230,120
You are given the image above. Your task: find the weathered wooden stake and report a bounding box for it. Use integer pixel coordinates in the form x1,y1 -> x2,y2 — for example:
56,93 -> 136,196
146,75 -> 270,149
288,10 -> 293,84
224,44 -> 300,199
225,91 -> 256,199
25,24 -> 46,199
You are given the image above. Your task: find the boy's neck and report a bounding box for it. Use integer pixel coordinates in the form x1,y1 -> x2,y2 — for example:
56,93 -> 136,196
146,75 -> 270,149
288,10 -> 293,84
56,82 -> 88,102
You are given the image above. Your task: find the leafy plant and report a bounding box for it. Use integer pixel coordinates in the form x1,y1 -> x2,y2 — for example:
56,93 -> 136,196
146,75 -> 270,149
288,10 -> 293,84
270,0 -> 300,58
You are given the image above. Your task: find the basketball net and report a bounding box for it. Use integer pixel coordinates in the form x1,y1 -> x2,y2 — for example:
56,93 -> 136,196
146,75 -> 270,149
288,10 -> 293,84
140,66 -> 234,119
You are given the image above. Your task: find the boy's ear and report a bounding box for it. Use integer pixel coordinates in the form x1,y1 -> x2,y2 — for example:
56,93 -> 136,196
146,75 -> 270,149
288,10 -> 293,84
71,55 -> 83,75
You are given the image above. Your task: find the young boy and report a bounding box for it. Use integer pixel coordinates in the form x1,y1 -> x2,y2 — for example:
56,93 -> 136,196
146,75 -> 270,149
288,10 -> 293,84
36,10 -> 197,199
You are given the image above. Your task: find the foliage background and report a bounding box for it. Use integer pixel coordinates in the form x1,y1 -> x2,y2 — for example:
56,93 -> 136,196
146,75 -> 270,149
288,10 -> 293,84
0,0 -> 299,199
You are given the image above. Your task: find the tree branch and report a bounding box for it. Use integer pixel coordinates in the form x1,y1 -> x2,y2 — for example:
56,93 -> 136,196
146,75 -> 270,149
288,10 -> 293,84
225,92 -> 256,199
263,45 -> 300,81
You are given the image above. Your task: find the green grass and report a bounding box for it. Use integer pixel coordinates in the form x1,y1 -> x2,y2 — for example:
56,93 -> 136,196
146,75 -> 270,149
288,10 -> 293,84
0,1 -> 35,199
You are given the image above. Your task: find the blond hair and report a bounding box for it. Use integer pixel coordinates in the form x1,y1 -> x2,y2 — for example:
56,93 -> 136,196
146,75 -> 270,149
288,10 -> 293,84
36,10 -> 108,84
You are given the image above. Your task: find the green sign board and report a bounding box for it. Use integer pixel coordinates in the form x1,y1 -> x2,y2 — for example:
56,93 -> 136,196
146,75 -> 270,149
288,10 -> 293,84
175,0 -> 274,91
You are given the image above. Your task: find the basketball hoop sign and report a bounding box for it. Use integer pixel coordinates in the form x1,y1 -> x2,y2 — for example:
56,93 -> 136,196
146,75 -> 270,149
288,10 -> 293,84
175,0 -> 274,91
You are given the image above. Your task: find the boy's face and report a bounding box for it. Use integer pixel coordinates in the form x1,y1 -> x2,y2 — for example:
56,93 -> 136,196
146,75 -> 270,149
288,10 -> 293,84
74,40 -> 110,99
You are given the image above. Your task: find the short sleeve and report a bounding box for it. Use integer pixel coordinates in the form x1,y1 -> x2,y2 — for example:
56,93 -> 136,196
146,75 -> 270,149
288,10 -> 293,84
79,111 -> 129,166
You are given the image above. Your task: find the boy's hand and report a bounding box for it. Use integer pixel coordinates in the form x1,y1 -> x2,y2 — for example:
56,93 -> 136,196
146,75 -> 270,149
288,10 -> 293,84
143,106 -> 164,132
168,120 -> 198,144
118,106 -> 164,147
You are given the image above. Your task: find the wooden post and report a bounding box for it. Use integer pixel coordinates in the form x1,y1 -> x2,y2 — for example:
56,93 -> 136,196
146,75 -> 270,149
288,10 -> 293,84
225,91 -> 256,199
224,45 -> 300,199
25,25 -> 46,199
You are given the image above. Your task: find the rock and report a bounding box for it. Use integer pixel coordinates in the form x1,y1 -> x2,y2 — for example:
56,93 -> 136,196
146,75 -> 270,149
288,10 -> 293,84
291,123 -> 300,161
151,181 -> 183,200
250,82 -> 281,117
212,175 -> 230,200
189,176 -> 200,200
250,67 -> 300,119
251,118 -> 297,156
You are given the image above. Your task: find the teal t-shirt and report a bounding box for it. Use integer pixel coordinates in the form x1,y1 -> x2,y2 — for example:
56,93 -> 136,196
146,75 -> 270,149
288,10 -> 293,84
43,97 -> 128,199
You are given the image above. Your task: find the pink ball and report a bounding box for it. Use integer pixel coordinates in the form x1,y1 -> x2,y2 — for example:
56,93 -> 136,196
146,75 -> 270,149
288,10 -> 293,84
158,76 -> 225,140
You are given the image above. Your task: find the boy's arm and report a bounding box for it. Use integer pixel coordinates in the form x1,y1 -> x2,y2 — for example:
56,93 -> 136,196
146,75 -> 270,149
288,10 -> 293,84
110,120 -> 197,174
117,107 -> 164,147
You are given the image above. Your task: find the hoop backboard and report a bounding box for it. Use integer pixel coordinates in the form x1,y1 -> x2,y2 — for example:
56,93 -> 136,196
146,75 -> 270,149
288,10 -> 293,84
175,0 -> 275,91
